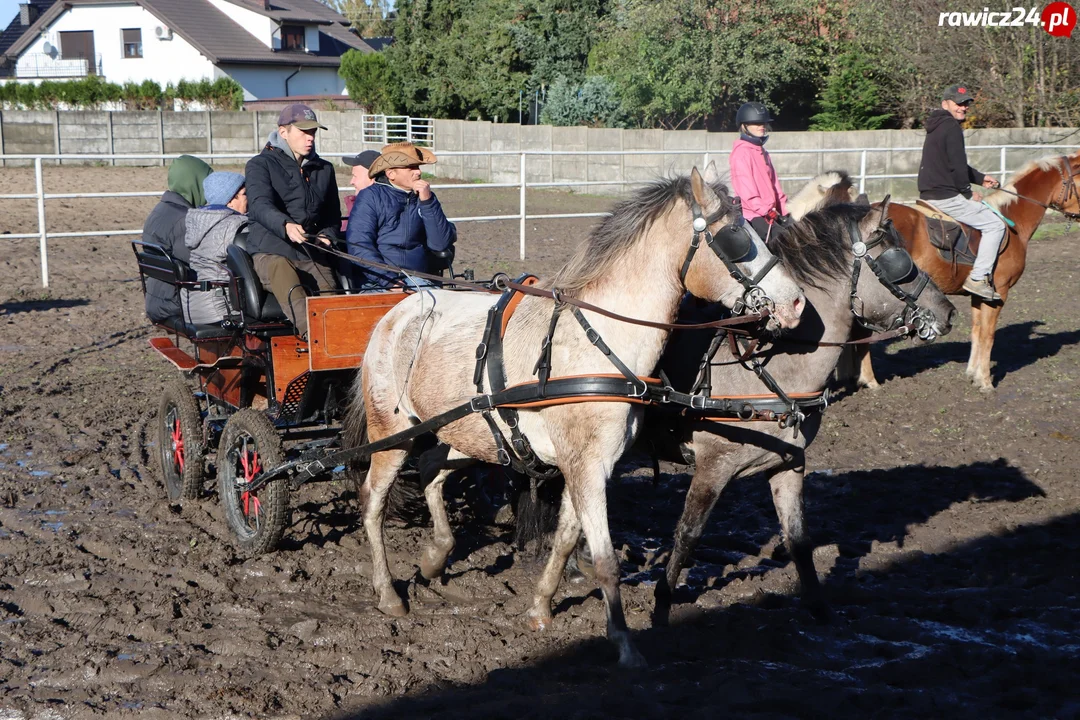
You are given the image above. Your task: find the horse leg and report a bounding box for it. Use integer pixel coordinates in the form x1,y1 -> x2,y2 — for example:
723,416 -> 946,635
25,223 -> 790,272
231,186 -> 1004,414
418,448 -> 473,580
966,298 -> 984,380
970,299 -> 1003,392
856,343 -> 880,389
362,447 -> 410,617
653,456 -> 735,626
558,465 -> 645,668
525,484 -> 580,629
768,467 -> 828,621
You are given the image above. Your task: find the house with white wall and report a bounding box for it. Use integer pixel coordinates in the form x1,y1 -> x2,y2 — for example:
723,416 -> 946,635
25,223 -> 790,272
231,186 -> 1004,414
0,0 -> 372,100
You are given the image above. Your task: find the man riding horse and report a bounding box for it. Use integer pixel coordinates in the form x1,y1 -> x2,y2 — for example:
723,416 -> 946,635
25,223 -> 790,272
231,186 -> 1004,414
918,83 -> 1004,301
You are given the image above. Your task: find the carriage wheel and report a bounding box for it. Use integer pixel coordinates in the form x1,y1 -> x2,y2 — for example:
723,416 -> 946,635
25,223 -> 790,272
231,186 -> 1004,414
157,379 -> 205,501
217,409 -> 289,556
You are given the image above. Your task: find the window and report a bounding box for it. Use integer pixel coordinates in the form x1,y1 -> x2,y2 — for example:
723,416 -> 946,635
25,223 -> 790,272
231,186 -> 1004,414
122,28 -> 142,58
280,25 -> 305,51
59,31 -> 97,75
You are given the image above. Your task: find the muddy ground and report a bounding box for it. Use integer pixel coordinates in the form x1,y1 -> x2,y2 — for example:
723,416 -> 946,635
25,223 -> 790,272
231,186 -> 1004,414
2,166 -> 1080,719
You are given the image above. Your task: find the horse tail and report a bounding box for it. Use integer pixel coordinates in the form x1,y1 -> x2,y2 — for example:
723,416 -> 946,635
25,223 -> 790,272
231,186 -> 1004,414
512,473 -> 564,552
342,370 -> 369,500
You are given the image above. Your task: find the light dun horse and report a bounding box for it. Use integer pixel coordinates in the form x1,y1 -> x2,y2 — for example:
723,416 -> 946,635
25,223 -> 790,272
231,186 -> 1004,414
347,168 -> 806,667
651,201 -> 956,624
797,152 -> 1080,391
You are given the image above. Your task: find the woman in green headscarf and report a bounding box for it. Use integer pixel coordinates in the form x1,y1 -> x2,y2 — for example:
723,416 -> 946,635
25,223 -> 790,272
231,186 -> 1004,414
141,155 -> 213,322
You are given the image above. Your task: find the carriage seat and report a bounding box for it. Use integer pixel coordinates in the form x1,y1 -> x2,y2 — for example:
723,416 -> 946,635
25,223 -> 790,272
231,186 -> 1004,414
131,240 -> 232,340
226,233 -> 290,324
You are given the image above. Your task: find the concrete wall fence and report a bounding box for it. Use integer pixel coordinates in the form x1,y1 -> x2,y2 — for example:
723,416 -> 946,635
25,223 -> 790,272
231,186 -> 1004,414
0,110 -> 1076,199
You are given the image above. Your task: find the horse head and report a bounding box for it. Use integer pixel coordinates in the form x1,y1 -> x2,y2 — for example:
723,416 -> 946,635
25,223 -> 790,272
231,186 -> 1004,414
788,171 -> 856,221
850,197 -> 955,343
685,167 -> 805,331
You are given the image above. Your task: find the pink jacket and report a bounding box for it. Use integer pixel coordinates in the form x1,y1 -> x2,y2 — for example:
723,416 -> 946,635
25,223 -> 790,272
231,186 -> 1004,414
728,138 -> 788,220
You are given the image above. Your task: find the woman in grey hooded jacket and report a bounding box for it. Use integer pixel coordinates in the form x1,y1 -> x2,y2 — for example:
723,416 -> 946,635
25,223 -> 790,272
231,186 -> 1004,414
181,172 -> 249,326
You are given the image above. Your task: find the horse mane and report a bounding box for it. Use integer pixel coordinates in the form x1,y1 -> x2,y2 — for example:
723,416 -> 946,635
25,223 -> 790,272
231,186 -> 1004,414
542,175 -> 733,295
771,203 -> 888,289
984,154 -> 1063,211
788,171 -> 855,220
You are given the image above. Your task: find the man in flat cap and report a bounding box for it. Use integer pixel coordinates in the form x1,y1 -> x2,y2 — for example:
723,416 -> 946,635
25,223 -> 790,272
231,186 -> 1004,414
918,83 -> 1005,301
340,149 -> 380,234
346,142 -> 457,289
244,103 -> 341,336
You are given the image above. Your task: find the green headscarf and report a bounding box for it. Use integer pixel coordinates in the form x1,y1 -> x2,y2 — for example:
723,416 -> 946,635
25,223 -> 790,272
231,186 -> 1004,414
167,155 -> 213,208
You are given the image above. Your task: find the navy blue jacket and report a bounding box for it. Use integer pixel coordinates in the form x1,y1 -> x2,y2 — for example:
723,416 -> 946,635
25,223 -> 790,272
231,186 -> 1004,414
345,179 -> 457,288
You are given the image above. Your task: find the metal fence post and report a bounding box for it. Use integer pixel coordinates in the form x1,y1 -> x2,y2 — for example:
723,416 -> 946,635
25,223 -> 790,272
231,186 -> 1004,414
35,157 -> 49,288
1000,146 -> 1008,184
703,152 -> 710,172
858,149 -> 867,195
519,152 -> 527,260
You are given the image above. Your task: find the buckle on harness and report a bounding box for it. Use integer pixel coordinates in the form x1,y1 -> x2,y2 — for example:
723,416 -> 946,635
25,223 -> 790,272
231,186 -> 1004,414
475,342 -> 487,360
585,327 -> 601,345
737,404 -> 756,421
690,394 -> 707,411
470,395 -> 493,412
629,380 -> 648,399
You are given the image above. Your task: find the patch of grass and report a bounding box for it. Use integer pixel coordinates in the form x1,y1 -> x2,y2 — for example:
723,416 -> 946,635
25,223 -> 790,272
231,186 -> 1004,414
1032,223 -> 1072,240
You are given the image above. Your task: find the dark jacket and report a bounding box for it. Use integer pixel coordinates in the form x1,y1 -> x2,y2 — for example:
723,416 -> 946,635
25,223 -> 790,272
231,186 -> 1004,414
345,179 -> 457,288
918,109 -> 986,200
244,132 -> 341,262
142,190 -> 193,322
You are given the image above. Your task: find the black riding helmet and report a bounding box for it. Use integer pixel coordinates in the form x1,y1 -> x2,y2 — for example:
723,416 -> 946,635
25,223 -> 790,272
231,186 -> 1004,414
736,102 -> 775,126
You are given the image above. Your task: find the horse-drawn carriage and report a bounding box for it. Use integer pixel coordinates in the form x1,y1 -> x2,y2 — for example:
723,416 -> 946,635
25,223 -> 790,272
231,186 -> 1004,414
132,231 -> 416,554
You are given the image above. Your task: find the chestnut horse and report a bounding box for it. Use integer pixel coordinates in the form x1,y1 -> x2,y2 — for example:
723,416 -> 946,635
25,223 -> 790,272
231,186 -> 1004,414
840,151 -> 1080,391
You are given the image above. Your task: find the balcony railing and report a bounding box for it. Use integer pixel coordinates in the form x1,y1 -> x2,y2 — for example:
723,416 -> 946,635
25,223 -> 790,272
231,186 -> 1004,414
17,53 -> 102,79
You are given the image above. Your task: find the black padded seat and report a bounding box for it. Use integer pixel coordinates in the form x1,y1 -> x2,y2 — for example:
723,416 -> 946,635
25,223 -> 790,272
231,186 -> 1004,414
227,233 -> 291,324
156,315 -> 234,340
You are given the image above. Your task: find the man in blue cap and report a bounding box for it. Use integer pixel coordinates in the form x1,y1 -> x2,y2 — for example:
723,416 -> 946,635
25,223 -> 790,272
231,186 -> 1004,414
244,103 -> 341,336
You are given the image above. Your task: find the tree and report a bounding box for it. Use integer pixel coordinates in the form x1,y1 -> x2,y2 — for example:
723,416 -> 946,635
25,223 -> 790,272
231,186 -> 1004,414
320,0 -> 392,37
809,50 -> 892,130
384,0 -> 528,121
509,0 -> 608,92
588,0 -> 829,129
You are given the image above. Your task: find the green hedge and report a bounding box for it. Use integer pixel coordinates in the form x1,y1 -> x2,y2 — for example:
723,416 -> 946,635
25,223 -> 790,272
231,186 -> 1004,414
0,76 -> 244,110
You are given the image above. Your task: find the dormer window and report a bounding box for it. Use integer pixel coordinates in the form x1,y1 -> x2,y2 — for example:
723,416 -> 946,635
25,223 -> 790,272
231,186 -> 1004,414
280,25 -> 305,51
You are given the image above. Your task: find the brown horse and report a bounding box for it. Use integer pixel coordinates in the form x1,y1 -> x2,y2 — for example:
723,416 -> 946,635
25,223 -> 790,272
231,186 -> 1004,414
846,151 -> 1080,391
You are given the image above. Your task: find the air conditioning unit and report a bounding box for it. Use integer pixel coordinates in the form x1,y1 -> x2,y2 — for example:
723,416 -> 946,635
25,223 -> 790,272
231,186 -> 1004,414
154,25 -> 173,40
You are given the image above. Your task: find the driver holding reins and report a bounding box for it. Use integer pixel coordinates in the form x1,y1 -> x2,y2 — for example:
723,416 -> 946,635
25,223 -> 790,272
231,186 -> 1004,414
918,83 -> 1005,302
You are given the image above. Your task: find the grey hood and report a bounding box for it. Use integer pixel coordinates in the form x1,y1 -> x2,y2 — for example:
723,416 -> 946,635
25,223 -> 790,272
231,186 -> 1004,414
267,130 -> 320,165
185,207 -> 245,252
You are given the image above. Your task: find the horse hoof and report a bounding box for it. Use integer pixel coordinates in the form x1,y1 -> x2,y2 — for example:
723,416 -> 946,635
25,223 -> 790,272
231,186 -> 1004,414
378,598 -> 407,617
526,611 -> 552,632
419,553 -> 446,581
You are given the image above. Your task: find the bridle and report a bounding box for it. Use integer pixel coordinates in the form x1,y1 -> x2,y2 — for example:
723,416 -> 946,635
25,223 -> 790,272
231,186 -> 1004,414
681,198 -> 781,315
989,155 -> 1080,223
1052,155 -> 1080,221
848,214 -> 939,341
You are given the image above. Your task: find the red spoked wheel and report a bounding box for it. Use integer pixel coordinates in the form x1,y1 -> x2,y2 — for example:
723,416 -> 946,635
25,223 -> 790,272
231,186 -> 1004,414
157,379 -> 205,501
217,409 -> 288,556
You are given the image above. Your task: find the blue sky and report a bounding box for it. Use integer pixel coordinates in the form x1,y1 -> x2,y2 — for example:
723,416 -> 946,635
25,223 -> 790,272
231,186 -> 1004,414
0,0 -> 19,27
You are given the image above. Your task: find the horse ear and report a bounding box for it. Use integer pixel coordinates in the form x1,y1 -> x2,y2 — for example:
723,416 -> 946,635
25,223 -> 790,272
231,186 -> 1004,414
690,167 -> 718,214
855,193 -> 870,206
878,194 -> 891,223
703,161 -> 721,185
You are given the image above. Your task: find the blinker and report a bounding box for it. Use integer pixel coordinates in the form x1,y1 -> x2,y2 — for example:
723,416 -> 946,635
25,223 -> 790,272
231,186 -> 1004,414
713,222 -> 753,262
876,247 -> 917,284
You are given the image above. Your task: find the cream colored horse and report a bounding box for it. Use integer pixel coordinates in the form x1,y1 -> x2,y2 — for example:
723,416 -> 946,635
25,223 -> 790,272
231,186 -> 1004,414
348,168 -> 806,667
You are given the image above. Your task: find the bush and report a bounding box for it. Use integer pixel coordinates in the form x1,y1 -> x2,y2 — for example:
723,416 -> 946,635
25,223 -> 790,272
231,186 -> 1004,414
0,76 -> 243,110
539,75 -> 624,127
339,49 -> 397,114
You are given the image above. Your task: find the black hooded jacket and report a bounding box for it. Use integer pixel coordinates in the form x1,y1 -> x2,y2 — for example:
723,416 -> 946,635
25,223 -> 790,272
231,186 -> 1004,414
244,132 -> 342,262
918,109 -> 986,200
142,190 -> 193,322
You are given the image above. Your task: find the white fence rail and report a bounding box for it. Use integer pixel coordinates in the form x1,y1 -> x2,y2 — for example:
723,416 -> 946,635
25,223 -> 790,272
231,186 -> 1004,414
1,144 -> 1077,288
